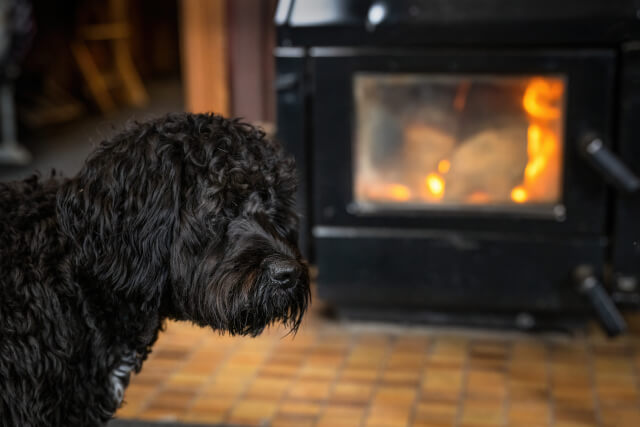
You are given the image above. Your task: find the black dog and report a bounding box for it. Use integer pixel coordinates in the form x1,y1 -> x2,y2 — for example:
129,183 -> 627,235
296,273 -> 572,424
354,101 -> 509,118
0,113 -> 310,426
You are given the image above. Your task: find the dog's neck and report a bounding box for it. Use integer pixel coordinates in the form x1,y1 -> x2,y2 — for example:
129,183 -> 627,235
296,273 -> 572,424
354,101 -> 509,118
74,272 -> 165,357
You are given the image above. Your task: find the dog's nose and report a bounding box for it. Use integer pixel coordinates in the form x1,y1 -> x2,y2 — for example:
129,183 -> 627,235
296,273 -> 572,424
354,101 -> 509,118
268,260 -> 300,289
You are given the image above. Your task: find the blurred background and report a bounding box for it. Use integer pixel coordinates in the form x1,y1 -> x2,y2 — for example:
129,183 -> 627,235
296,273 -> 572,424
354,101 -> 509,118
0,0 -> 277,182
3,1 -> 640,426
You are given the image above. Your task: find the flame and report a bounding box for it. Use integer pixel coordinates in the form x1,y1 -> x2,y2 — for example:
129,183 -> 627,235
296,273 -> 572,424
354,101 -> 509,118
511,186 -> 528,203
468,191 -> 490,204
438,159 -> 451,174
360,182 -> 412,202
527,124 -> 543,155
453,81 -> 472,112
358,76 -> 563,207
522,78 -> 563,120
389,184 -> 412,201
425,173 -> 445,199
524,124 -> 546,180
517,77 -> 564,204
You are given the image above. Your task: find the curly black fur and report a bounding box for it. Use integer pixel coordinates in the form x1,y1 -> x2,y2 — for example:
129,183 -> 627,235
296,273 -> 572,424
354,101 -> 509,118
0,113 -> 310,426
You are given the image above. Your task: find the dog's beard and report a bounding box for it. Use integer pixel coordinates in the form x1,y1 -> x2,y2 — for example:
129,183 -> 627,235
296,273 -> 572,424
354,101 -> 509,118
227,271 -> 310,336
192,261 -> 310,337
172,215 -> 310,336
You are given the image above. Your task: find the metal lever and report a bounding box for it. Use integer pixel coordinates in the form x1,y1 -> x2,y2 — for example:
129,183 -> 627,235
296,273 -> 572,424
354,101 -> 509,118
579,134 -> 640,193
574,265 -> 627,337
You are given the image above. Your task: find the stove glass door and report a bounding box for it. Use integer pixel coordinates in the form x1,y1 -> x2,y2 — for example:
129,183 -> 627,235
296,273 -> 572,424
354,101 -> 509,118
353,73 -> 566,214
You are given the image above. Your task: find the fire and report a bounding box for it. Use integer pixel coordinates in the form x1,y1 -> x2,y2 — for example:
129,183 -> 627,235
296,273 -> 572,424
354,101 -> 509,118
524,124 -> 545,180
468,191 -> 490,204
357,76 -> 563,207
425,173 -> 445,199
510,186 -> 528,204
515,77 -> 564,204
389,184 -> 412,201
522,78 -> 563,120
359,182 -> 412,202
438,159 -> 451,174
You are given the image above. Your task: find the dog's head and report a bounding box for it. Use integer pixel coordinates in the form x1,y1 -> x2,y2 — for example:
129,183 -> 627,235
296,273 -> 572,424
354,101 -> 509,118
172,211 -> 310,337
57,113 -> 310,336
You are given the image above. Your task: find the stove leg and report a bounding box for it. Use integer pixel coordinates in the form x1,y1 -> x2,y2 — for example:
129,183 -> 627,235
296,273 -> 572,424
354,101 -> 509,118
575,265 -> 627,337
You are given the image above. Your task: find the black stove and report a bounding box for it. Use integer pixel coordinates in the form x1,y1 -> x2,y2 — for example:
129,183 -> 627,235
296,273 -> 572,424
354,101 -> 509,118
275,0 -> 640,335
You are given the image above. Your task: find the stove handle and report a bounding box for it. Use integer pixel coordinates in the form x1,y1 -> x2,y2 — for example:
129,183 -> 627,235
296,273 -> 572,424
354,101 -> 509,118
579,133 -> 640,193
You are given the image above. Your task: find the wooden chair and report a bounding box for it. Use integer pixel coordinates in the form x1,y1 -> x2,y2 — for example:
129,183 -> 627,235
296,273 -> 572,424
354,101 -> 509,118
71,0 -> 148,113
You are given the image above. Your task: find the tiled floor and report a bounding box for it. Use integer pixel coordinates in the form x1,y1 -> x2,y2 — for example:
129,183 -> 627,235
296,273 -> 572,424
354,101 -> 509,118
115,297 -> 640,427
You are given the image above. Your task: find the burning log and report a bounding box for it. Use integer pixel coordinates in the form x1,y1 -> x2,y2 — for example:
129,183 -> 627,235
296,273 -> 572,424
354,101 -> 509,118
445,126 -> 528,203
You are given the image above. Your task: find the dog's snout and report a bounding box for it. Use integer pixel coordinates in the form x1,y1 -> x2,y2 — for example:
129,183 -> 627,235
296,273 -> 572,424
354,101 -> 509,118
268,260 -> 300,289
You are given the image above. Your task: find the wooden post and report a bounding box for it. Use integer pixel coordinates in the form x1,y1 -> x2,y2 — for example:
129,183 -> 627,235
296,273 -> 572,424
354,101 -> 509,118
180,0 -> 230,116
227,0 -> 278,123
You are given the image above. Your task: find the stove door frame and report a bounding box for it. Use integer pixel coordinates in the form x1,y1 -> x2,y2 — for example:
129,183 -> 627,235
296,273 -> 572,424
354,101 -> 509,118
311,48 -> 616,236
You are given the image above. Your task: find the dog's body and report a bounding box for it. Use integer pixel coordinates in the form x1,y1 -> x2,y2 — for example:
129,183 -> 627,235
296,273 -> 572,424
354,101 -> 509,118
0,113 -> 310,426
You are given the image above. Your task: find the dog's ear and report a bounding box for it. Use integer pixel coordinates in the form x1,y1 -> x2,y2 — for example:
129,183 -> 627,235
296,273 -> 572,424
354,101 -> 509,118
56,127 -> 182,311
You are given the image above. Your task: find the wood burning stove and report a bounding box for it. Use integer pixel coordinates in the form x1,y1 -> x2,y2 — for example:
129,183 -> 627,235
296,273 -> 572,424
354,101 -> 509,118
275,0 -> 640,334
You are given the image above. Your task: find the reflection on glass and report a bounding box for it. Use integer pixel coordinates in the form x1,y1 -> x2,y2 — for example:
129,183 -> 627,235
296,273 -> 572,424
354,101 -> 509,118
353,73 -> 565,211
